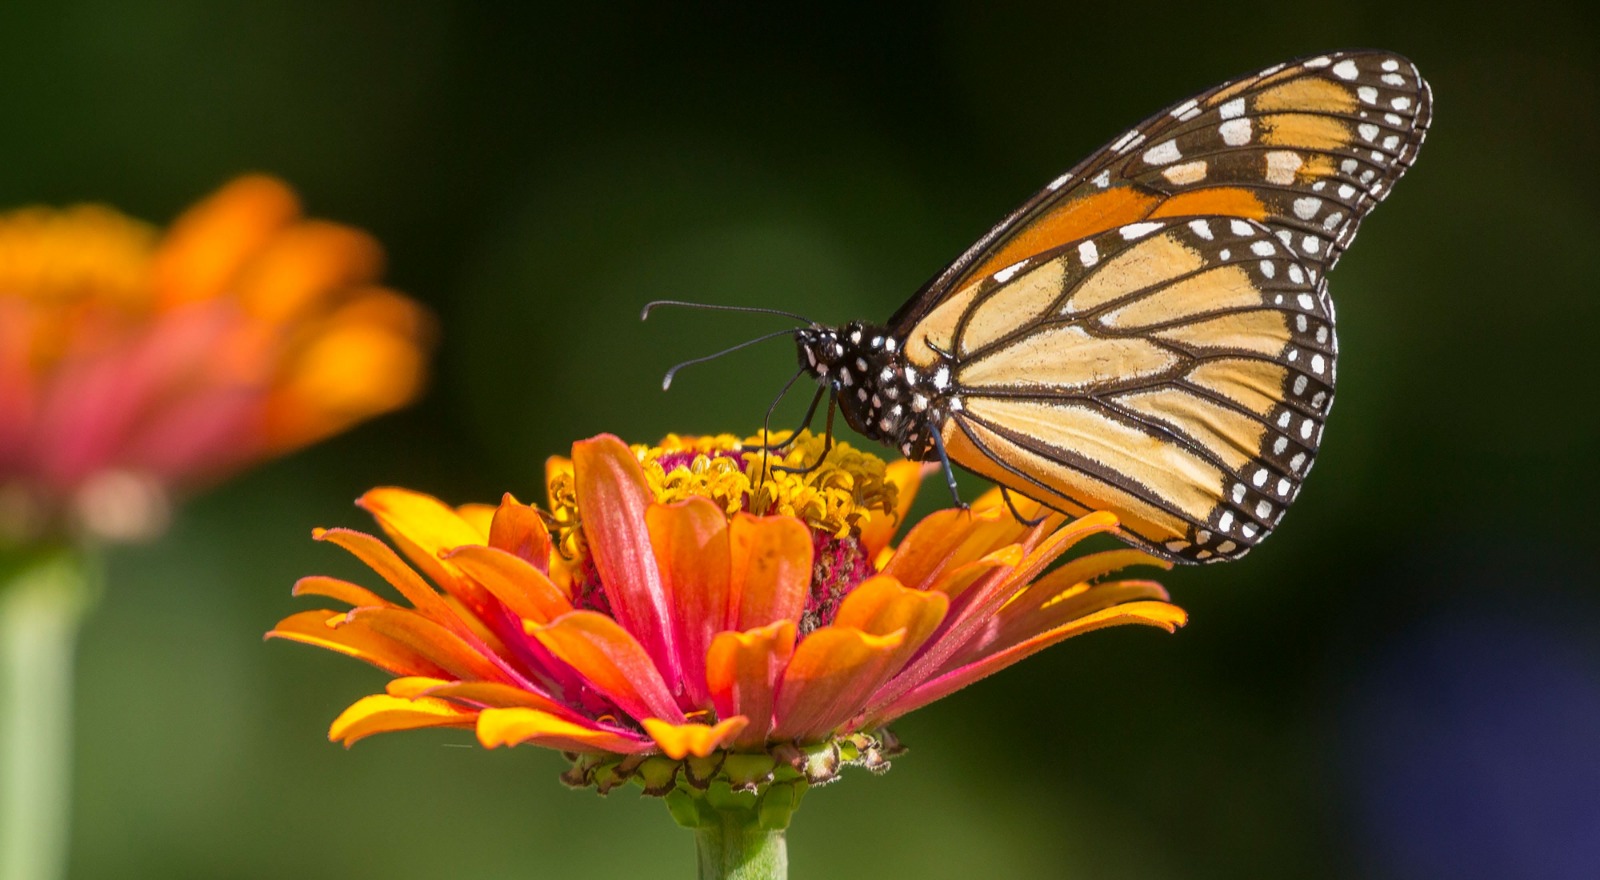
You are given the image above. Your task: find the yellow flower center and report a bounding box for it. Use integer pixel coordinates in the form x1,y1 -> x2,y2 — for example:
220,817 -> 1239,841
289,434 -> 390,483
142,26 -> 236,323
546,430 -> 901,562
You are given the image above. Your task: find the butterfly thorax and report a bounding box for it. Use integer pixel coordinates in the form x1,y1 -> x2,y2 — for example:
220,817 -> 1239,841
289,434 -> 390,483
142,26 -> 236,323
795,321 -> 951,461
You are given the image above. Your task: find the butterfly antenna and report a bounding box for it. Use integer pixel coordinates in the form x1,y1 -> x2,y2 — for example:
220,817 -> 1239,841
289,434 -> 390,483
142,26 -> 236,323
642,299 -> 814,325
660,327 -> 801,391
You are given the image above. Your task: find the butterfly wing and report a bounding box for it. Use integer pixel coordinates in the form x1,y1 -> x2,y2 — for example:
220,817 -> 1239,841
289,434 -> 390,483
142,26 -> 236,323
908,217 -> 1333,562
886,50 -> 1428,561
890,50 -> 1431,332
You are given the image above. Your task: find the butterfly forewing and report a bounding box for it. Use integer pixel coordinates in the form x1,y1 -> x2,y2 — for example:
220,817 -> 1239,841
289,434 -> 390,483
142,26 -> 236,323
891,50 -> 1430,333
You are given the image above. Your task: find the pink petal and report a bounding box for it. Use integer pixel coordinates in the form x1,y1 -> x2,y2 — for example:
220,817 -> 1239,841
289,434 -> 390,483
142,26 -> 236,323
869,601 -> 1187,725
572,435 -> 681,686
646,496 -> 731,708
528,610 -> 685,724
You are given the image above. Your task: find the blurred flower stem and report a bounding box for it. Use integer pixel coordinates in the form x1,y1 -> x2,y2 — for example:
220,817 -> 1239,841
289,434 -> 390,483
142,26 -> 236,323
0,546 -> 97,880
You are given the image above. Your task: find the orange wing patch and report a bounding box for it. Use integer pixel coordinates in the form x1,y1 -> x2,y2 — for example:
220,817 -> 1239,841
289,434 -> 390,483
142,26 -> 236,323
962,186 -> 1159,284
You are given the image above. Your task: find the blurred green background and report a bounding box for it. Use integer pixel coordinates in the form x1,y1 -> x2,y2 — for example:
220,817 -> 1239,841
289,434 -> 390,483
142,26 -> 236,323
4,1 -> 1597,877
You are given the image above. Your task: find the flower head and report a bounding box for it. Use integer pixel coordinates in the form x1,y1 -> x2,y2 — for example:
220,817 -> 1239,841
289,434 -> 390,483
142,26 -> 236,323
271,430 -> 1185,796
0,176 -> 432,543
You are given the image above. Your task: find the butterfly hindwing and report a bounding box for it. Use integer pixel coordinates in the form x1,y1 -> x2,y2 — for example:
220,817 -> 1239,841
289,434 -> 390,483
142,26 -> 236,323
909,216 -> 1335,562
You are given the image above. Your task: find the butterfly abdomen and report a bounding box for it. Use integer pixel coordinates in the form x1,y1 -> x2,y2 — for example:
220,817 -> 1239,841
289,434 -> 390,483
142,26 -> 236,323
796,322 -> 952,460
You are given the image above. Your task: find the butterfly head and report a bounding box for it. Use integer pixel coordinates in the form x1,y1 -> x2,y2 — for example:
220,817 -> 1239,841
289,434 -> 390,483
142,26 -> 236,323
796,321 -> 945,460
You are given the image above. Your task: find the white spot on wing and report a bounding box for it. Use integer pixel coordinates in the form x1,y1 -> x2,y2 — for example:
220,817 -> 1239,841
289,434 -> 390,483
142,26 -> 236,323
1188,219 -> 1213,240
993,260 -> 1027,283
1119,222 -> 1162,240
1219,118 -> 1253,146
1078,240 -> 1099,266
1143,141 -> 1182,165
1293,196 -> 1322,220
1332,59 -> 1360,80
1265,151 -> 1303,185
1162,161 -> 1208,185
1219,97 -> 1247,119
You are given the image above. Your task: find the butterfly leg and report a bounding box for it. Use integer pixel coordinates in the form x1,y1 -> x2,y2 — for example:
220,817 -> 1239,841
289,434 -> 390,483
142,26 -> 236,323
752,369 -> 812,482
998,486 -> 1046,526
774,394 -> 837,476
929,429 -> 967,511
749,369 -> 810,450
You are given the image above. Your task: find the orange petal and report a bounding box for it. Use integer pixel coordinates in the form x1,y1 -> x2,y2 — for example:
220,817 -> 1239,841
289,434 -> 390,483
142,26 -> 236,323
833,575 -> 949,673
150,175 -> 301,308
728,512 -> 812,631
313,527 -> 456,624
385,676 -> 451,698
387,677 -> 581,717
342,606 -> 512,685
487,494 -> 554,573
871,601 -> 1187,725
442,544 -> 572,625
260,290 -> 431,453
931,546 -> 1023,601
859,460 -> 932,559
872,512 -> 1121,713
455,503 -> 497,539
529,611 -> 685,724
233,219 -> 384,323
642,716 -> 749,759
706,621 -> 797,748
291,575 -> 389,608
476,707 -> 650,753
647,496 -> 731,707
1010,549 -> 1171,609
358,487 -> 487,590
879,506 -> 1004,592
993,580 -> 1176,656
267,610 -> 452,678
328,694 -> 477,746
771,626 -> 905,742
572,435 -> 679,680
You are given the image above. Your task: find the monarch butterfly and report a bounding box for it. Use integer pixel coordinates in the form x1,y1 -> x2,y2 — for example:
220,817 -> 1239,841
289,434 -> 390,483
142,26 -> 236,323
650,50 -> 1430,564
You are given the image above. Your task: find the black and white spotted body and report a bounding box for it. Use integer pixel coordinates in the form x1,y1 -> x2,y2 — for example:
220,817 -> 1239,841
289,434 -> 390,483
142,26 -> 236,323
795,322 -> 950,461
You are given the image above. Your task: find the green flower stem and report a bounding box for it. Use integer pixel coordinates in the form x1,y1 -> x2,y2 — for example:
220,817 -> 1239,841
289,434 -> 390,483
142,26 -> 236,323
665,777 -> 806,880
0,546 -> 97,880
693,811 -> 788,880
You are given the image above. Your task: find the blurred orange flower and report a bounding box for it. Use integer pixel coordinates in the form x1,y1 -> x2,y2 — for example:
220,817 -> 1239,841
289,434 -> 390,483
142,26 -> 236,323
270,431 -> 1185,790
0,176 -> 432,542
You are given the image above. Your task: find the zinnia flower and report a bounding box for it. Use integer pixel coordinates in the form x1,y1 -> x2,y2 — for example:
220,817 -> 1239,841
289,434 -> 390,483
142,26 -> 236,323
0,175 -> 432,543
270,430 -> 1185,839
